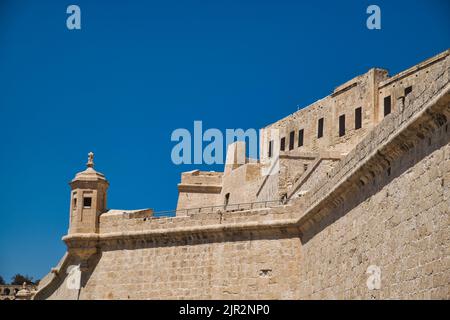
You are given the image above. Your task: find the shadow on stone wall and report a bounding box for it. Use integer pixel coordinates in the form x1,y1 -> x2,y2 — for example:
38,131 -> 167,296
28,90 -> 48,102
301,117 -> 448,245
98,227 -> 301,252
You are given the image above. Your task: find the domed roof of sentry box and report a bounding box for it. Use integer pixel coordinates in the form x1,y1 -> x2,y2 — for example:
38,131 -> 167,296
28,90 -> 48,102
71,152 -> 108,183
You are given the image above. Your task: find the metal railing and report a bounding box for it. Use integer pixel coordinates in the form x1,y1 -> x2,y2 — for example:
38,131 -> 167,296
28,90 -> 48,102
146,199 -> 290,219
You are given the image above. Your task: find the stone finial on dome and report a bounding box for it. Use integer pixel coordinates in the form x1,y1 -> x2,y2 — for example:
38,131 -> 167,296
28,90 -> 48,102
71,152 -> 108,183
87,152 -> 94,168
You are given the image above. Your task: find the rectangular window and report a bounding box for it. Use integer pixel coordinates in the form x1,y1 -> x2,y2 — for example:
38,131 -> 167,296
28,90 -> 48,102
404,86 -> 412,96
298,129 -> 304,147
83,197 -> 92,208
384,96 -> 391,116
355,107 -> 362,130
73,198 -> 77,210
339,114 -> 345,137
289,131 -> 295,150
280,137 -> 285,151
268,140 -> 273,158
317,118 -> 324,138
224,193 -> 230,206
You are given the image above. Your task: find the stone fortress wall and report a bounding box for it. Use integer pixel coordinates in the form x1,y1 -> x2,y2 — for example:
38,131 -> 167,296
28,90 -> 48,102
35,50 -> 450,299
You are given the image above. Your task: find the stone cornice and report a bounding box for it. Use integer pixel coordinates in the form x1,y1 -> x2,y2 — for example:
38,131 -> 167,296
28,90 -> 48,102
378,50 -> 449,89
65,216 -> 301,244
177,183 -> 222,193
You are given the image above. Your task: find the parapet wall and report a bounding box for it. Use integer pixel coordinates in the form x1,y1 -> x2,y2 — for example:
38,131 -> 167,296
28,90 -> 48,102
377,50 -> 449,123
176,170 -> 224,213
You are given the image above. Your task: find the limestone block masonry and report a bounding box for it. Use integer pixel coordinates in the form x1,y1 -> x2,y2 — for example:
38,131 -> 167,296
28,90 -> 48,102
35,50 -> 450,300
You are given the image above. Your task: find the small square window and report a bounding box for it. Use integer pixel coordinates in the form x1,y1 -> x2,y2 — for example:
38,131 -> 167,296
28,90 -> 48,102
339,114 -> 346,137
289,131 -> 295,150
83,197 -> 92,208
317,118 -> 324,138
298,129 -> 304,147
355,107 -> 362,130
405,86 -> 412,96
224,193 -> 230,206
268,140 -> 273,158
384,96 -> 391,116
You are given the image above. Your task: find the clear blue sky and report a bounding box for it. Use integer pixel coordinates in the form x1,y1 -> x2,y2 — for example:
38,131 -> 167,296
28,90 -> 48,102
0,0 -> 448,283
